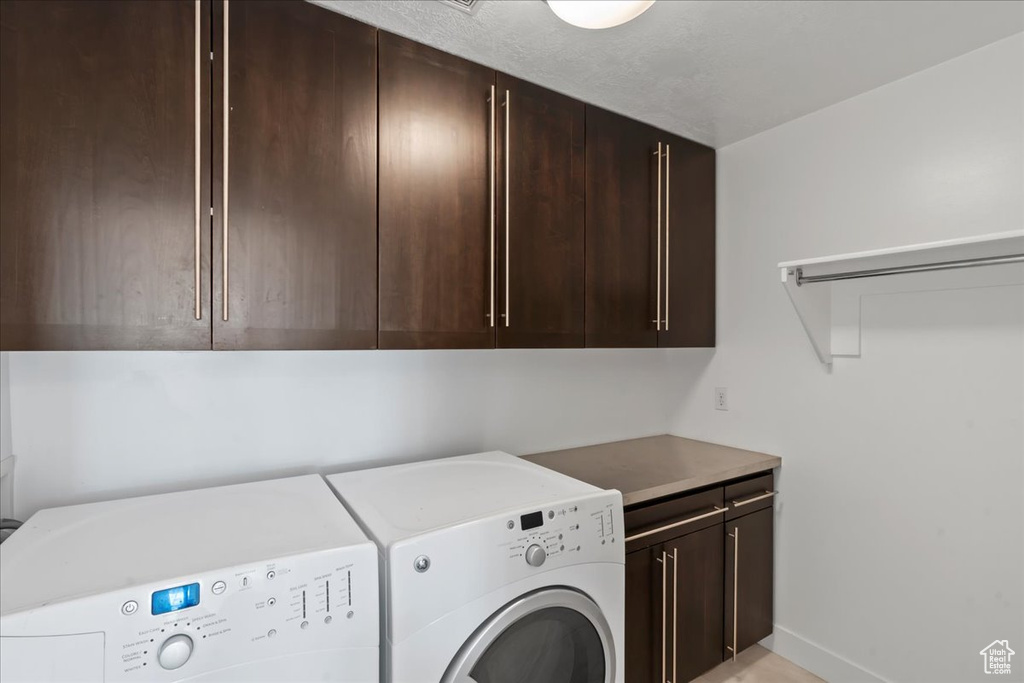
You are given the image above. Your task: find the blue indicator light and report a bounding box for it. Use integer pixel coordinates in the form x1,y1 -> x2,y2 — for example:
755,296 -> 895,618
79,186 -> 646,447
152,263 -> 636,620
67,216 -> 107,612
151,583 -> 200,616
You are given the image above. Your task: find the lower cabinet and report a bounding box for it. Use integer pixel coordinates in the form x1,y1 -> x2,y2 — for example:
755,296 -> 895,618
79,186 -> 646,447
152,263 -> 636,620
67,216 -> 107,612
724,506 -> 774,659
625,472 -> 775,683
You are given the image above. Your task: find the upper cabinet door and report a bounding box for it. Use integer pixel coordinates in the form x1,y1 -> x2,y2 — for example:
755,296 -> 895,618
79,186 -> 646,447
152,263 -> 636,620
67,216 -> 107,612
495,75 -> 585,348
0,0 -> 211,350
378,34 -> 496,349
659,135 -> 715,348
213,1 -> 377,350
585,106 -> 660,348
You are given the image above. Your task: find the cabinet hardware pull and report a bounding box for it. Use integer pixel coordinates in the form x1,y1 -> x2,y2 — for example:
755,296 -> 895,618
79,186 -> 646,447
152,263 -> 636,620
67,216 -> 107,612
672,546 -> 678,683
731,490 -> 777,508
222,0 -> 230,321
503,89 -> 510,328
661,549 -> 668,683
194,0 -> 202,320
663,144 -> 670,330
727,526 -> 739,661
652,142 -> 662,331
624,506 -> 725,543
488,85 -> 495,327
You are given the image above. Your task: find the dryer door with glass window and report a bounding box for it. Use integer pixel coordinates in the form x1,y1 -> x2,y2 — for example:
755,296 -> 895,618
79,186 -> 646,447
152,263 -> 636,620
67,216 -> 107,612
441,587 -> 614,683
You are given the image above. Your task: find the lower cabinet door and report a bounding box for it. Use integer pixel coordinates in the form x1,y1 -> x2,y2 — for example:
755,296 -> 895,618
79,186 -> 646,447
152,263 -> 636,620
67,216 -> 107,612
625,547 -> 655,682
724,506 -> 774,659
664,524 -> 725,683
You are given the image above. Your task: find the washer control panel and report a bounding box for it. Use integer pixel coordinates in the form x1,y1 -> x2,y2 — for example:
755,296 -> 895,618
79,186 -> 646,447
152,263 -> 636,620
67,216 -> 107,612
0,544 -> 377,681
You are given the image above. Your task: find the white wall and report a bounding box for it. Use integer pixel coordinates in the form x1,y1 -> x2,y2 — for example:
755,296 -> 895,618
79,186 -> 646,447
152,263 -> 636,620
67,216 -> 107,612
670,34 -> 1024,683
0,353 -> 14,518
4,348 -> 694,517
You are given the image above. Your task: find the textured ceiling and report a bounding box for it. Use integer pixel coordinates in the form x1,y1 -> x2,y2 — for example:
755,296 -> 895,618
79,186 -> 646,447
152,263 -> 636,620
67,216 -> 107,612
312,0 -> 1023,148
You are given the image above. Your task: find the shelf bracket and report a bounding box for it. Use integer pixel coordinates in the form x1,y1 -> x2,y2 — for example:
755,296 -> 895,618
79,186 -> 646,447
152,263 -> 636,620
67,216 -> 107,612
781,267 -> 832,365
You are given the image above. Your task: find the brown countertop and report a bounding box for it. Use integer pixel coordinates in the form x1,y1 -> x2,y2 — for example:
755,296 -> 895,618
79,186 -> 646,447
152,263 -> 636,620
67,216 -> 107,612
523,435 -> 781,507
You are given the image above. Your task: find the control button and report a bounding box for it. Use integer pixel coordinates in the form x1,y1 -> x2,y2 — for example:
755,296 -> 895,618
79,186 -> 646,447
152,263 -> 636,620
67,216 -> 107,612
506,520 -> 514,530
413,555 -> 431,573
211,581 -> 226,595
121,600 -> 138,616
547,510 -> 554,520
240,576 -> 250,588
267,597 -> 277,606
268,629 -> 277,638
157,634 -> 193,671
525,544 -> 547,568
300,620 -> 309,630
324,616 -> 333,624
266,570 -> 276,580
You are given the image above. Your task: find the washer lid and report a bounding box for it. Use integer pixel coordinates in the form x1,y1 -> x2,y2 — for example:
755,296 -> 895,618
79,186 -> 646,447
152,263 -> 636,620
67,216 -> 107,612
0,475 -> 371,615
326,452 -> 601,548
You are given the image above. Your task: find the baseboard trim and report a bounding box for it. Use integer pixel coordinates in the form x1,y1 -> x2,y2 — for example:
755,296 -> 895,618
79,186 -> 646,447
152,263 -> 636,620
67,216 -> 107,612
762,625 -> 891,683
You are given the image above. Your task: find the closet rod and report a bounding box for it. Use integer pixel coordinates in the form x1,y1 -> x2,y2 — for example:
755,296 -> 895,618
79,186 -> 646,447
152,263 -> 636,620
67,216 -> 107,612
795,253 -> 1024,286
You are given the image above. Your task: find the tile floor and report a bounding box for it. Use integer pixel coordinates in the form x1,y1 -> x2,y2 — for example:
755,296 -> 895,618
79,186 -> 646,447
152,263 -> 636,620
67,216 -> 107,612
693,645 -> 824,683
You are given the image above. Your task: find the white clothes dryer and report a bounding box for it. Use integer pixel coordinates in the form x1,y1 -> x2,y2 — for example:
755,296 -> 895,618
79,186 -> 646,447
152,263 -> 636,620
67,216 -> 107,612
0,475 -> 378,682
327,451 -> 624,683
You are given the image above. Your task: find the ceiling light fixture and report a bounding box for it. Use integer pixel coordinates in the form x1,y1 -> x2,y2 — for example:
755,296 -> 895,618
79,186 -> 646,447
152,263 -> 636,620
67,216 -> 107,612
547,0 -> 655,30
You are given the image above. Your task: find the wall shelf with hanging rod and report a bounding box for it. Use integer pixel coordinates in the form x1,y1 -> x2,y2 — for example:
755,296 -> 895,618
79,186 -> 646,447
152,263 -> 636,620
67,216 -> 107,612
778,230 -> 1024,365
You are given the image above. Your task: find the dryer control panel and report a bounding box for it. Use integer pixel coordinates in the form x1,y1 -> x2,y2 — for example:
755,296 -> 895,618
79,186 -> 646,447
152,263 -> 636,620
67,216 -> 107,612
501,492 -> 621,569
0,544 -> 378,681
386,489 -> 624,644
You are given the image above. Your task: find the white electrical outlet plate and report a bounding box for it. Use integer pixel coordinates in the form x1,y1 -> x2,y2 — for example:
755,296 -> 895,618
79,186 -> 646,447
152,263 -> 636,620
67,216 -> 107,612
715,387 -> 728,411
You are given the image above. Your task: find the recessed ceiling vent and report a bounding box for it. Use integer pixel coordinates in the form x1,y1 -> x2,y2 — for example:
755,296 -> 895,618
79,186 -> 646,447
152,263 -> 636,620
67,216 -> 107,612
437,0 -> 481,15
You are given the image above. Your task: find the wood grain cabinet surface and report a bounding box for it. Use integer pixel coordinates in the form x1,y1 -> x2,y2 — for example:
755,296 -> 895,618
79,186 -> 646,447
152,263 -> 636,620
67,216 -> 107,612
625,472 -> 774,683
585,106 -> 662,349
1,2 -> 716,352
377,33 -> 496,350
213,0 -> 378,350
724,505 -> 774,660
0,0 -> 212,350
496,74 -> 586,348
585,107 -> 717,349
660,134 -> 716,348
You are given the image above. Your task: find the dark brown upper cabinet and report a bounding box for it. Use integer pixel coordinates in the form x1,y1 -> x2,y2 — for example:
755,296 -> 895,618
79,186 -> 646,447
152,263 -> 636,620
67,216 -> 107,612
1,3 -> 715,353
585,106 -> 716,349
212,0 -> 377,350
585,106 -> 661,348
0,0 -> 212,350
659,134 -> 716,348
377,34 -> 497,349
495,74 -> 585,348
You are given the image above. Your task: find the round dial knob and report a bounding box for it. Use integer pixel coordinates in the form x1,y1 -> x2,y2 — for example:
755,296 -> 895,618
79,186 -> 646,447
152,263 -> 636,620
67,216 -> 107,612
525,544 -> 547,567
158,634 -> 193,671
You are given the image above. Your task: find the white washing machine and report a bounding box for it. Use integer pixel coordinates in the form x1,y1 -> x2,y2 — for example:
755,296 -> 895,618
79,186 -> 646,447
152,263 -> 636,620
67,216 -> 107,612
0,475 -> 378,682
327,451 -> 624,683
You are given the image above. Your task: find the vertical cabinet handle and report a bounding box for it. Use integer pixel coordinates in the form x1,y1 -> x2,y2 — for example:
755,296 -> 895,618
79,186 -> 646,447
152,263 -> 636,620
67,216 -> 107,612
671,547 -> 678,683
652,142 -> 662,330
727,526 -> 739,661
658,550 -> 668,683
488,85 -> 495,327
663,144 -> 670,330
194,0 -> 202,320
503,89 -> 510,328
221,0 -> 230,321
